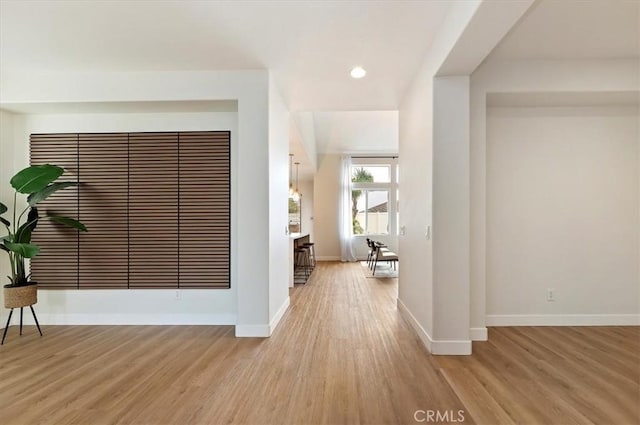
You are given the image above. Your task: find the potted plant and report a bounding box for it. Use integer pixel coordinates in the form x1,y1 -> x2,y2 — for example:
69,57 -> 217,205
0,164 -> 87,309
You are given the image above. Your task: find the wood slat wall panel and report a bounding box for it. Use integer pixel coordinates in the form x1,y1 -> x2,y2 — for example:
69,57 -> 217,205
179,131 -> 230,288
79,133 -> 128,289
30,131 -> 230,290
30,134 -> 79,289
129,132 -> 179,288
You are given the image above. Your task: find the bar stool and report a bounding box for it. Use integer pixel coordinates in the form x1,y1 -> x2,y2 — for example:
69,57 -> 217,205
302,242 -> 316,269
294,246 -> 311,283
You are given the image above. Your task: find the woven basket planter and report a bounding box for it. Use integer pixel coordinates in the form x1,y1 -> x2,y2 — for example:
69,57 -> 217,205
3,283 -> 37,309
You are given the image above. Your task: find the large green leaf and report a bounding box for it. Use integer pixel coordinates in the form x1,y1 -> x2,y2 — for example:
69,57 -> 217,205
5,241 -> 40,258
13,209 -> 38,243
10,165 -> 64,194
48,215 -> 87,232
27,181 -> 78,206
15,226 -> 32,244
0,235 -> 9,252
0,202 -> 9,227
27,207 -> 39,232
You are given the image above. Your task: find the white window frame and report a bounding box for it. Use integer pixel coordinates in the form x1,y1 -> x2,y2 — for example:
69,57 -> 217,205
350,156 -> 398,236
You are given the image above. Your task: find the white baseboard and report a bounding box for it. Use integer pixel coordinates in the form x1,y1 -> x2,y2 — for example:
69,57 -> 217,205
235,324 -> 270,337
1,313 -> 236,328
470,327 -> 488,341
486,314 -> 640,326
397,298 -> 472,355
397,298 -> 432,352
269,296 -> 290,334
431,340 -> 472,355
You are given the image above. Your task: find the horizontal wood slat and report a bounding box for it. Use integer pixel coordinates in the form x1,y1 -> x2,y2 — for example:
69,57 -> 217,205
178,132 -> 230,288
79,133 -> 128,289
129,132 -> 178,289
30,131 -> 230,290
30,134 -> 79,289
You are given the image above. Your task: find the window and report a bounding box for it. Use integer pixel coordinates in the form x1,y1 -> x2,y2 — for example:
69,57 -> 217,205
353,165 -> 390,183
288,197 -> 301,234
351,157 -> 398,235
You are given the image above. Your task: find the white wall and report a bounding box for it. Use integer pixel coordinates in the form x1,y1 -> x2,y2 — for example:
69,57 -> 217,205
397,1 -> 482,354
471,58 -> 640,328
486,105 -> 639,324
267,75 -> 291,332
297,179 -> 314,239
397,0 -> 532,353
432,76 -> 470,351
0,70 -> 286,336
0,110 -> 17,311
313,154 -> 341,261
398,62 -> 435,344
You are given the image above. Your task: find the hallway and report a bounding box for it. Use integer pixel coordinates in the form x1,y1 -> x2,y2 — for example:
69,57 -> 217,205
282,261 -> 466,424
0,262 -> 638,424
0,262 -> 467,424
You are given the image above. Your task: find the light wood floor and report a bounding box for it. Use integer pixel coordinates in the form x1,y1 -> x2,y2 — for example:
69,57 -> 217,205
0,262 -> 638,425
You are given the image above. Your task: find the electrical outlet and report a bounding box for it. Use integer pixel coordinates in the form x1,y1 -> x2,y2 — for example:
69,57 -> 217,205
547,288 -> 555,302
175,290 -> 181,301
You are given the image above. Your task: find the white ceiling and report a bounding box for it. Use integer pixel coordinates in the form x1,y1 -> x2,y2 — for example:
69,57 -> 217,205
488,0 -> 640,60
2,0 -> 637,166
0,0 -> 452,111
313,111 -> 398,154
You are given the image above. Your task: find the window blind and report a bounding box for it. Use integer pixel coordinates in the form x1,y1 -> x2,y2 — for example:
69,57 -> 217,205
29,131 -> 230,289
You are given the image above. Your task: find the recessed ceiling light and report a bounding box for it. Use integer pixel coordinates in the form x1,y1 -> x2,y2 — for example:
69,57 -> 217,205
350,66 -> 366,79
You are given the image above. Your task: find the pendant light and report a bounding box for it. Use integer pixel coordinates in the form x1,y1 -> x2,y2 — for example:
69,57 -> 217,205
288,154 -> 294,197
293,162 -> 301,200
